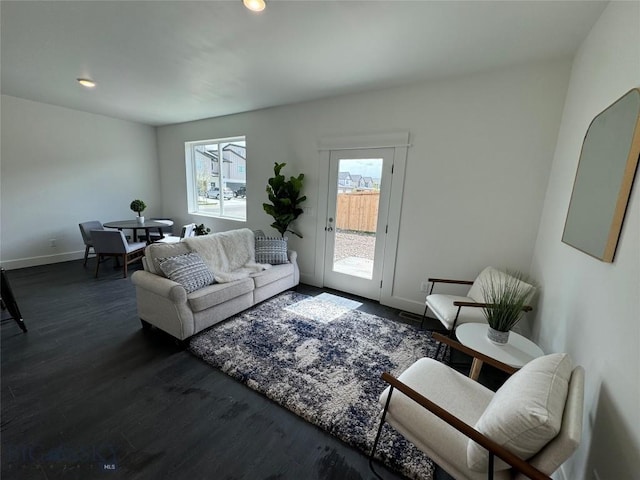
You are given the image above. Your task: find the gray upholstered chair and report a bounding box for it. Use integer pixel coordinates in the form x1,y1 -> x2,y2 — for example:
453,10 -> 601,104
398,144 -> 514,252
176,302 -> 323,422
78,220 -> 105,266
370,334 -> 584,480
91,229 -> 146,278
155,223 -> 196,244
421,267 -> 535,332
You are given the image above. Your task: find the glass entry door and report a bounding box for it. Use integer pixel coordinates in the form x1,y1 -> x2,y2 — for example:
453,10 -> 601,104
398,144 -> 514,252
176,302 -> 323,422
323,148 -> 393,300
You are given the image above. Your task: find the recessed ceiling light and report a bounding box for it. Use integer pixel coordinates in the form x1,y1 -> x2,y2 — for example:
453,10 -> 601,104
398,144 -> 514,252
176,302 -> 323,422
243,0 -> 265,12
77,78 -> 96,88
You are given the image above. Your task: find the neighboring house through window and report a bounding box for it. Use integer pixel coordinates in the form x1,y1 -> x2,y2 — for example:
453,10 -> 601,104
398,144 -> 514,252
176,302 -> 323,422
186,136 -> 247,221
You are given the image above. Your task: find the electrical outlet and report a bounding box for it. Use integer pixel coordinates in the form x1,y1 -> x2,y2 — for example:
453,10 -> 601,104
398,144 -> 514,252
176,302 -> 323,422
49,238 -> 56,248
420,281 -> 428,292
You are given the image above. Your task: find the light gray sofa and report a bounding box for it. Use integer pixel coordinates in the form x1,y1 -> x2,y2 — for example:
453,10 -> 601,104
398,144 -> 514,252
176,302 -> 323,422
131,229 -> 299,341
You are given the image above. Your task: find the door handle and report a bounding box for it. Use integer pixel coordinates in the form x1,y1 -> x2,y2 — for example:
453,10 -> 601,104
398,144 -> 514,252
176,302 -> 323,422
325,226 -> 334,232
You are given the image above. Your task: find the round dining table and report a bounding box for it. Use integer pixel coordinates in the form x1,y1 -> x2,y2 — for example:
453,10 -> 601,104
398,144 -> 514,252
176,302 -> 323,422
103,219 -> 173,243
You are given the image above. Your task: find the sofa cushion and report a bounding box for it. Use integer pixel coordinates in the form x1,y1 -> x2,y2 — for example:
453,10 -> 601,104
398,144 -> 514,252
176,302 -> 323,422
158,253 -> 215,294
252,262 -> 295,288
145,242 -> 191,277
255,236 -> 288,265
426,294 -> 487,330
467,353 -> 572,472
188,278 -> 254,312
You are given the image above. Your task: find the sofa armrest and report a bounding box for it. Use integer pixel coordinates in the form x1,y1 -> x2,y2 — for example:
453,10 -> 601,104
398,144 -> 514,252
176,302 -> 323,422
131,270 -> 187,303
287,250 -> 298,264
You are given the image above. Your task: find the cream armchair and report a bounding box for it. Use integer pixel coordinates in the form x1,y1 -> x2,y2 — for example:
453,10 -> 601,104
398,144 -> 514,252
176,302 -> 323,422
421,267 -> 535,332
369,334 -> 584,480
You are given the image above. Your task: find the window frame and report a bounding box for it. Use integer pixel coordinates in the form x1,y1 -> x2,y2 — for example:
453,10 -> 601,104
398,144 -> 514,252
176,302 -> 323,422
185,135 -> 247,221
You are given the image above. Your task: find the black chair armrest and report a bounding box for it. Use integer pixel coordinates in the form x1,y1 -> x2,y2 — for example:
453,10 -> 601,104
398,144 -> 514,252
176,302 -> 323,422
381,371 -> 550,480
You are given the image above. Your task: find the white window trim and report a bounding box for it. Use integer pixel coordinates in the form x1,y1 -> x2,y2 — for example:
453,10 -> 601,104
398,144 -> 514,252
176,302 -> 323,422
185,136 -> 246,221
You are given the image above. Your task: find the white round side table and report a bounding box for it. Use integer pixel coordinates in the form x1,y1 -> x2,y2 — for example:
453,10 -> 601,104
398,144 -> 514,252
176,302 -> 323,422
455,323 -> 544,380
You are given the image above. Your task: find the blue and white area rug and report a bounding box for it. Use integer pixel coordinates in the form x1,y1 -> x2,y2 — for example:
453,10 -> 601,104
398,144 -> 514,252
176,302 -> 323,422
189,291 -> 437,480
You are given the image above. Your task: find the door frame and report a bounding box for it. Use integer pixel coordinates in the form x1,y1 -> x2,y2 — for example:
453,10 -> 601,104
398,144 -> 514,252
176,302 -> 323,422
322,148 -> 394,300
314,132 -> 410,306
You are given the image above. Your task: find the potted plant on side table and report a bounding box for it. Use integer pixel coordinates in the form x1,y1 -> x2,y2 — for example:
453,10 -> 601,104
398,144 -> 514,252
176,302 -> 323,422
130,199 -> 147,225
481,270 -> 536,344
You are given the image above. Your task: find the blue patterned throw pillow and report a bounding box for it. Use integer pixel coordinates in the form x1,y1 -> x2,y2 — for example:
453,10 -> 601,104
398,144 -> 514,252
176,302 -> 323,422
255,236 -> 288,265
158,252 -> 215,293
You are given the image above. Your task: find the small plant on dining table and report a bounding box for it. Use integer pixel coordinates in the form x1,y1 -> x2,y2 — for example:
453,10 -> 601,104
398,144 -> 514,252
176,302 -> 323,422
130,199 -> 147,217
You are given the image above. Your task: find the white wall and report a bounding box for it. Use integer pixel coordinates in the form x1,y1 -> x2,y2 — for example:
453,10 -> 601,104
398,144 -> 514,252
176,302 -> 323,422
3,8 -> 631,474
0,95 -> 160,268
157,59 -> 570,313
530,3 -> 640,479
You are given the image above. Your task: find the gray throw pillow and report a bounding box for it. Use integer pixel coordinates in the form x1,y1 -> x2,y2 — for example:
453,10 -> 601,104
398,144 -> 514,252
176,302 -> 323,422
255,236 -> 288,265
158,253 -> 215,293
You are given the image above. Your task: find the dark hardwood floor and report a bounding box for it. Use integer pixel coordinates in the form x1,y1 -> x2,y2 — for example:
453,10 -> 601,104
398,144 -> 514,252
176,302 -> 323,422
1,259 -> 503,480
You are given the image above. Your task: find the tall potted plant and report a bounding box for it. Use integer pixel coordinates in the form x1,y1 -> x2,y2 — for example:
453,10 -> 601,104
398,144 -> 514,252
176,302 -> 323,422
262,162 -> 306,238
130,199 -> 147,225
481,270 -> 535,344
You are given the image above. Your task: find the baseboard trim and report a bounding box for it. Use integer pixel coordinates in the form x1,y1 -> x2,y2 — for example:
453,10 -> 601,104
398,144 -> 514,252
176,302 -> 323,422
297,273 -> 426,315
299,273 -> 322,287
380,294 -> 425,316
0,251 -> 85,270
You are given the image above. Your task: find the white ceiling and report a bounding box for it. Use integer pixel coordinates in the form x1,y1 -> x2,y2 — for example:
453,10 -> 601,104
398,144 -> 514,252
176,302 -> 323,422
1,1 -> 607,127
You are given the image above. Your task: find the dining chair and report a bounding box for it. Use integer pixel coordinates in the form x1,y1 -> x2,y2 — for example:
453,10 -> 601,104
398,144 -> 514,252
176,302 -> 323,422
91,229 -> 146,278
141,218 -> 174,242
155,223 -> 196,244
78,220 -> 105,266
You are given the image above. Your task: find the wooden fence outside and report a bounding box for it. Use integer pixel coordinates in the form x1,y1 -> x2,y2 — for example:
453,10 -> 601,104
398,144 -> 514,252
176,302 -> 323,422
336,191 -> 379,233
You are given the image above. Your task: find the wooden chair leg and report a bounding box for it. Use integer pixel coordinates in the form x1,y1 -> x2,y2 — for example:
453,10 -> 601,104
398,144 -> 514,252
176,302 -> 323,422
123,254 -> 128,278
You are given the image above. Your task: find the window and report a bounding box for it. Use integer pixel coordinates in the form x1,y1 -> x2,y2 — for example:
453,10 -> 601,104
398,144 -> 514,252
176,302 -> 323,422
186,136 -> 246,221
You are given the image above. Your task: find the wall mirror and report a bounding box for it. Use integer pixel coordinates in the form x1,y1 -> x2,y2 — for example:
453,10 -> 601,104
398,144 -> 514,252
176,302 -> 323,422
562,88 -> 640,262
